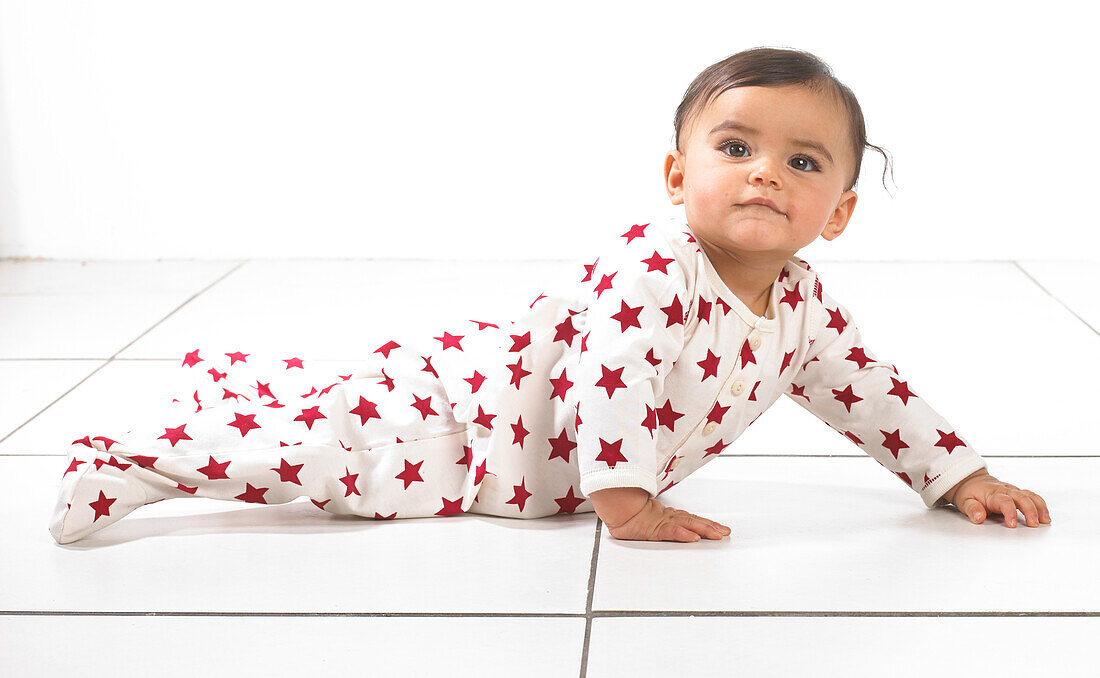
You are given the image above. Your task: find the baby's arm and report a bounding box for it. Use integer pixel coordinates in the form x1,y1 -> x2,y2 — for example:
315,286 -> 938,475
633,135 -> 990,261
571,224 -> 729,542
590,486 -> 730,542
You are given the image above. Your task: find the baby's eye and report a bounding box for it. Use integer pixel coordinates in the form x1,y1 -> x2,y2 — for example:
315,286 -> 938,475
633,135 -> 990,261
790,156 -> 820,172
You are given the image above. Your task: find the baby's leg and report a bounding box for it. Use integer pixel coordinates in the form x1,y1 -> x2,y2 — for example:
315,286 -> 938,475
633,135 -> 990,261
49,347 -> 476,544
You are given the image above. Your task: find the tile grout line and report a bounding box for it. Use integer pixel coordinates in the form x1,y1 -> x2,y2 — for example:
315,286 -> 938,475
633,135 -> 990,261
578,518 -> 603,678
1012,261 -> 1100,337
0,261 -> 249,447
0,610 -> 1093,617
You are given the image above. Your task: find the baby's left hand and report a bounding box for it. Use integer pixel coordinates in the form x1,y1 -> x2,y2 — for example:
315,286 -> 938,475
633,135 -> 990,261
944,469 -> 1052,528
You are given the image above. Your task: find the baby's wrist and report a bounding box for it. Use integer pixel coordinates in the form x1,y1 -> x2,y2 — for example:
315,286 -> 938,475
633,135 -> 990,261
588,486 -> 651,528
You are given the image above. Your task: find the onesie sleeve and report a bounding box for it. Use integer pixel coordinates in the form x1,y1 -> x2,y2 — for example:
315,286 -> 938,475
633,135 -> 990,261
784,274 -> 988,509
573,224 -> 691,498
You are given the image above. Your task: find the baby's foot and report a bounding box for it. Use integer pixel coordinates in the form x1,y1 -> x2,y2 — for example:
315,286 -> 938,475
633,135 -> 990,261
49,453 -> 152,544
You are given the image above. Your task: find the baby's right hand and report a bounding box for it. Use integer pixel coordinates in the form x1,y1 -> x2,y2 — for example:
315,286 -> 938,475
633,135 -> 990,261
604,496 -> 731,542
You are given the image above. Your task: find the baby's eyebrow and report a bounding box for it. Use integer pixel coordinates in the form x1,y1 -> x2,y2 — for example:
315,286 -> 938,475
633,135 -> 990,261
708,119 -> 834,165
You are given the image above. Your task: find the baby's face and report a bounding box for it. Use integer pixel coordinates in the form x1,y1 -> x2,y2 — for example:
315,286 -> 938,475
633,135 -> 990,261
665,84 -> 858,260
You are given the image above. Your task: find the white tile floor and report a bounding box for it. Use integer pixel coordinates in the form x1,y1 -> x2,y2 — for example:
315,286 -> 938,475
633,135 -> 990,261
1,257 -> 1096,677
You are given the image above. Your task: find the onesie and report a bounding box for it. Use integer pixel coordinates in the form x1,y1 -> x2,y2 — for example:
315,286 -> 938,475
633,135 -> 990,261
48,214 -> 989,544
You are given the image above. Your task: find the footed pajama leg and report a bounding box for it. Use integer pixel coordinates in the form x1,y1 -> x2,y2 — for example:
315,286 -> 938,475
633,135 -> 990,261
49,346 -> 480,544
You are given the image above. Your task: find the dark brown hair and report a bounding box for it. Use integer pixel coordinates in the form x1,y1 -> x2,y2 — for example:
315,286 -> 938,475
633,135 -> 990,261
674,46 -> 893,193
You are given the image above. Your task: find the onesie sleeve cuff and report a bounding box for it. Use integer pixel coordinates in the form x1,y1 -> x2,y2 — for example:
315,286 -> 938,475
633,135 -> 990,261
920,455 -> 989,509
579,468 -> 658,498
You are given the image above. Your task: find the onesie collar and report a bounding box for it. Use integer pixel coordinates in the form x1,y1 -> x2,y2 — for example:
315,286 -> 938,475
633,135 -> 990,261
664,213 -> 810,333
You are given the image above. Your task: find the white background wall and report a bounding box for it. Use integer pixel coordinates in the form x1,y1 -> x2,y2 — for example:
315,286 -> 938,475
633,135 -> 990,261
0,0 -> 1096,261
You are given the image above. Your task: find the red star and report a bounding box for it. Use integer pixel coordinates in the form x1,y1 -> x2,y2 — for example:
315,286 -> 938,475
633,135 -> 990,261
935,430 -> 967,454
697,296 -> 712,323
420,355 -> 438,378
225,351 -> 249,365
788,383 -> 809,401
642,250 -> 674,273
581,257 -> 599,283
378,369 -> 395,391
529,293 -> 547,308
470,319 -> 499,330
456,444 -> 473,470
696,349 -> 721,380
89,491 -> 116,522
94,455 -> 131,471
182,349 -> 203,367
411,394 -> 438,419
158,424 -> 193,447
283,357 -> 305,369
549,368 -> 573,402
464,370 -> 487,393
780,349 -> 796,375
886,377 -> 918,405
436,496 -> 464,516
472,405 -> 497,430
197,456 -> 231,480
474,459 -> 488,485
880,429 -> 909,459
228,412 -> 262,437
506,356 -> 533,389
434,331 -> 464,351
843,430 -> 864,445
780,286 -> 804,311
91,436 -> 119,451
738,338 -> 757,368
832,384 -> 863,412
207,368 -> 227,382
641,404 -> 658,436
847,346 -> 874,369
374,340 -> 401,358
272,459 -> 305,485
703,439 -> 728,458
254,380 -> 275,399
312,499 -> 331,511
547,428 -> 577,462
506,477 -> 533,512
294,405 -> 327,430
509,331 -> 532,352
595,364 -> 627,398
661,295 -> 685,327
63,458 -> 87,476
620,222 -> 648,243
396,459 -> 425,489
656,399 -> 684,431
554,316 -> 580,345
593,272 -> 616,298
644,348 -> 661,369
610,300 -> 643,332
340,467 -> 361,497
580,331 -> 589,353
235,483 -> 268,504
825,306 -> 848,334
704,400 -> 730,420
554,486 -> 586,514
595,438 -> 627,468
511,415 -> 530,448
349,396 -> 382,425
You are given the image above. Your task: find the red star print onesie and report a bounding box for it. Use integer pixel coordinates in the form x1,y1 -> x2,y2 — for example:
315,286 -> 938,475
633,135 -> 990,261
49,215 -> 988,544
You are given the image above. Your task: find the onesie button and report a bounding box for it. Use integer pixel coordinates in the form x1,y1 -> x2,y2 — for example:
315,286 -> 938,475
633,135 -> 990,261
750,335 -> 762,350
703,422 -> 717,435
729,380 -> 746,396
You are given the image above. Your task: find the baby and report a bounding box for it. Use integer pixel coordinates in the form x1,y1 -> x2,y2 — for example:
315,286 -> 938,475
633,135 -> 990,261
48,46 -> 1051,545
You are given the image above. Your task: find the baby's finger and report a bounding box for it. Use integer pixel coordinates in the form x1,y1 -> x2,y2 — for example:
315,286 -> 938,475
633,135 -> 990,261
658,521 -> 701,542
1010,491 -> 1041,528
679,513 -> 727,540
994,493 -> 1019,527
1024,490 -> 1052,523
